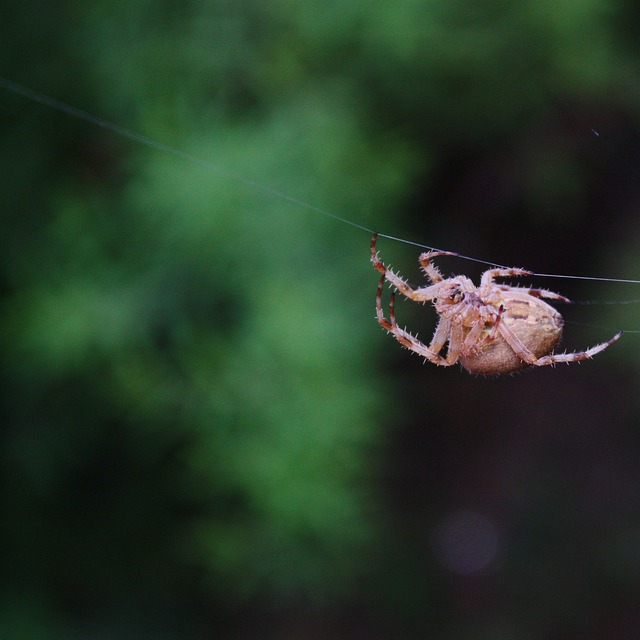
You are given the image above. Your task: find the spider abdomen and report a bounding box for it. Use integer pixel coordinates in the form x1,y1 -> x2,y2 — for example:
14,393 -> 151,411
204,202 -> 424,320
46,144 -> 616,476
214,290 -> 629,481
459,293 -> 564,375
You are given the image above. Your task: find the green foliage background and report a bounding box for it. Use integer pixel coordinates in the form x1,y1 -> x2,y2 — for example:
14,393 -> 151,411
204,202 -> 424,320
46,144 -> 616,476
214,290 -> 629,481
2,1 -> 640,638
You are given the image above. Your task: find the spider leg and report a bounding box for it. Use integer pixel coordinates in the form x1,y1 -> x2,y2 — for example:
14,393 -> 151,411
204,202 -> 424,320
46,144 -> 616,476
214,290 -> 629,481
371,233 -> 441,302
497,319 -> 623,367
461,320 -> 487,353
445,322 -> 464,364
530,330 -> 623,366
494,320 -> 540,364
375,273 -> 394,332
418,250 -> 457,284
430,315 -> 453,358
496,284 -> 572,304
377,286 -> 455,366
480,267 -> 533,287
482,265 -> 572,303
486,304 -> 504,342
371,233 -> 417,298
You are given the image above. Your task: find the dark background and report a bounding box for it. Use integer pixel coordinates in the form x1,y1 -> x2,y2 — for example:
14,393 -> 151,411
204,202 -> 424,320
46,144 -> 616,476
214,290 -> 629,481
2,1 -> 640,638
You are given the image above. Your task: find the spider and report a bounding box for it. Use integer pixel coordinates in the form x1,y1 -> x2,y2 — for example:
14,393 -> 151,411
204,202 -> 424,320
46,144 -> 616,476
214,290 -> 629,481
371,233 -> 622,375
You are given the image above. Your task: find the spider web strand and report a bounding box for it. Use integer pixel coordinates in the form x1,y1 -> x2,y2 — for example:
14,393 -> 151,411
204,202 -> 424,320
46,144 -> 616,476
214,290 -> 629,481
3,76 -> 640,287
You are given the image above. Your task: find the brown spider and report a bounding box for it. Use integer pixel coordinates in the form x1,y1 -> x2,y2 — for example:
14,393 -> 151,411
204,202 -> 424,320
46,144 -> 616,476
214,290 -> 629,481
371,233 -> 622,375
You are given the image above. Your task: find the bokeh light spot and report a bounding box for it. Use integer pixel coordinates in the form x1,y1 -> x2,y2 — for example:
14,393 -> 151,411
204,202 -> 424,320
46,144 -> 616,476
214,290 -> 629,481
432,510 -> 499,575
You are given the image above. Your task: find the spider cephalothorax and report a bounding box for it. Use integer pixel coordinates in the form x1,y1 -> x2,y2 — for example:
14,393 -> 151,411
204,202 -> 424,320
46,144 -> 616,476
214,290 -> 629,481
371,233 -> 621,375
